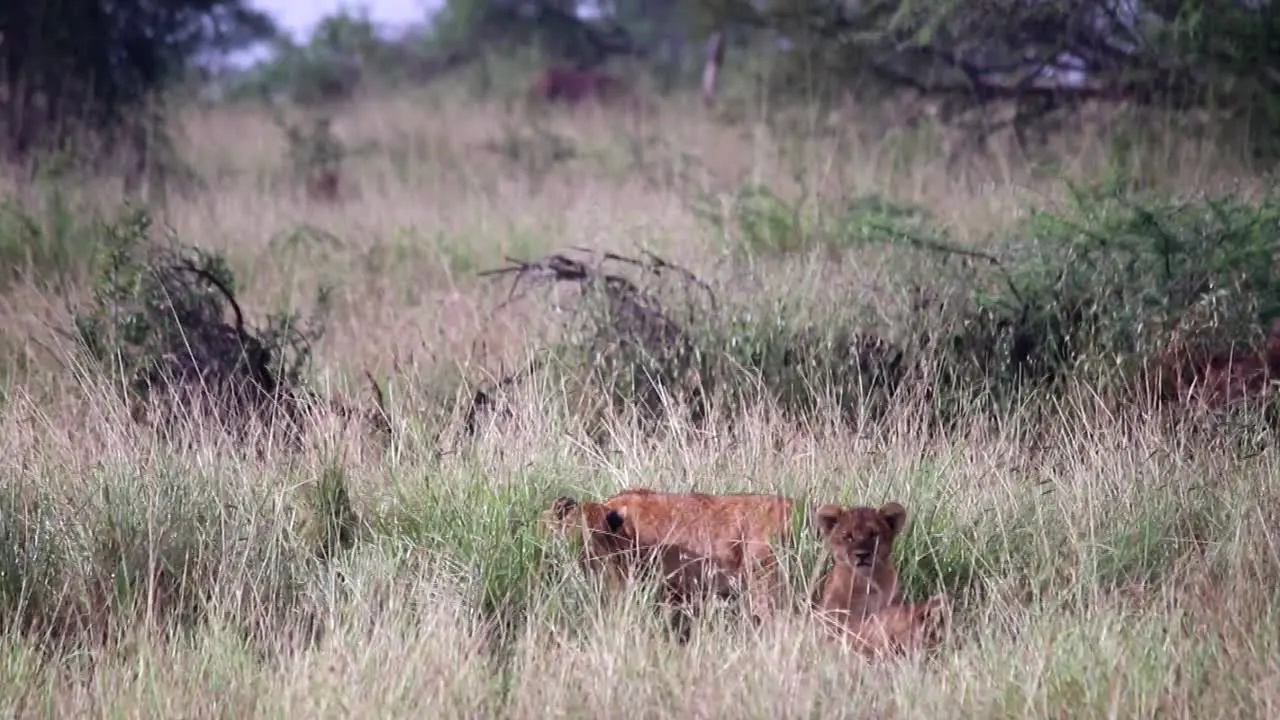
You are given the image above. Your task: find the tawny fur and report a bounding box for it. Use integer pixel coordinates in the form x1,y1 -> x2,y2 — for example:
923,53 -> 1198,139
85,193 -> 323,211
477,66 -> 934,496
812,501 -> 951,658
544,490 -> 648,597
812,502 -> 906,622
839,594 -> 952,659
545,488 -> 795,622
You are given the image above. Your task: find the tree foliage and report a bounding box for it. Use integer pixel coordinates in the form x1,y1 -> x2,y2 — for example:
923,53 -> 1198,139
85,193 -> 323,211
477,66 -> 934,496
0,0 -> 277,157
694,0 -> 1280,155
433,0 -> 649,68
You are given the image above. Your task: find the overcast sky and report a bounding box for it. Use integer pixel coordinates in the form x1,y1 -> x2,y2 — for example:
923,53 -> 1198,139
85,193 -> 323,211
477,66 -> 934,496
249,0 -> 443,40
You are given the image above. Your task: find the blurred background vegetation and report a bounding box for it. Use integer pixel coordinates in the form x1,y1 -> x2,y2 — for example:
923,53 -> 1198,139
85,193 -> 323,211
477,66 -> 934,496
8,0 -> 1280,158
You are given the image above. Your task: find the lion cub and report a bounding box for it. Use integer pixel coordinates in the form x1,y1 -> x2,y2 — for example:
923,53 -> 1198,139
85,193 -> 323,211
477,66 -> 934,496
812,501 -> 951,657
545,488 -> 795,624
544,488 -> 651,596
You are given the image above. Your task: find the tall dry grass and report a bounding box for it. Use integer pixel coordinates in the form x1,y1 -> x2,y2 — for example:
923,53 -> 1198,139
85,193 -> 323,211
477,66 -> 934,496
1,82 -> 1278,718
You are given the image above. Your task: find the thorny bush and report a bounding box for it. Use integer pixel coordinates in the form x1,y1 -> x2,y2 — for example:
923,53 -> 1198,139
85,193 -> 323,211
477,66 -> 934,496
71,207 -> 334,446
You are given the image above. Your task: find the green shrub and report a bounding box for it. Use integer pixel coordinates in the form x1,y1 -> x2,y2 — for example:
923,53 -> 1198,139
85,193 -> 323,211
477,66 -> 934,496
929,184 -> 1280,401
472,185 -> 1280,442
70,206 -> 333,445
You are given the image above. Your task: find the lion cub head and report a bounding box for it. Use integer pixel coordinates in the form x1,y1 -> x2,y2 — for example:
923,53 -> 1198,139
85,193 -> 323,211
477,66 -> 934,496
812,501 -> 908,622
544,494 -> 639,583
816,501 -> 906,579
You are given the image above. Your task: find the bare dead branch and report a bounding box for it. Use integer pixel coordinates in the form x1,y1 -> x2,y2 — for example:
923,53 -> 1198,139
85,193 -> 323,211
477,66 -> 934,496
469,248 -> 718,438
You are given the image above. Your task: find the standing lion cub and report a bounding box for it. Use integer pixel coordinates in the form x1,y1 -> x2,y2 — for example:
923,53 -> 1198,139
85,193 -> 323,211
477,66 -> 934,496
811,501 -> 952,657
545,488 -> 796,627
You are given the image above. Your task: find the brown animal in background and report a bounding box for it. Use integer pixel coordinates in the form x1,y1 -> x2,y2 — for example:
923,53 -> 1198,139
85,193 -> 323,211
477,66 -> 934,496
545,488 -> 796,626
1157,317 -> 1280,410
811,501 -> 951,658
305,168 -> 341,204
529,67 -> 629,107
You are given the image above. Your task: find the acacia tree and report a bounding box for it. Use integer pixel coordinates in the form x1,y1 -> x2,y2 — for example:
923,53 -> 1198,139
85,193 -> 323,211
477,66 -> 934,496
693,0 -> 1280,156
0,0 -> 277,158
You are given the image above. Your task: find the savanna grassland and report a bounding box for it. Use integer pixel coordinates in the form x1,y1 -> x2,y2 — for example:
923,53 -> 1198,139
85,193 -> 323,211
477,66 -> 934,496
2,79 -> 1280,718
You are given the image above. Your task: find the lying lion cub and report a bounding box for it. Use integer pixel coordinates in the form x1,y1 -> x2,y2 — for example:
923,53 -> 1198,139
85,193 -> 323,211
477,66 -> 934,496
546,488 -> 795,625
812,501 -> 952,657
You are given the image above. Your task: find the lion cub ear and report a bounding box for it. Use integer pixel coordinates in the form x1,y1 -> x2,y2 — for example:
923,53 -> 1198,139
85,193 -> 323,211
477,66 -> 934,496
814,504 -> 844,538
879,502 -> 908,537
